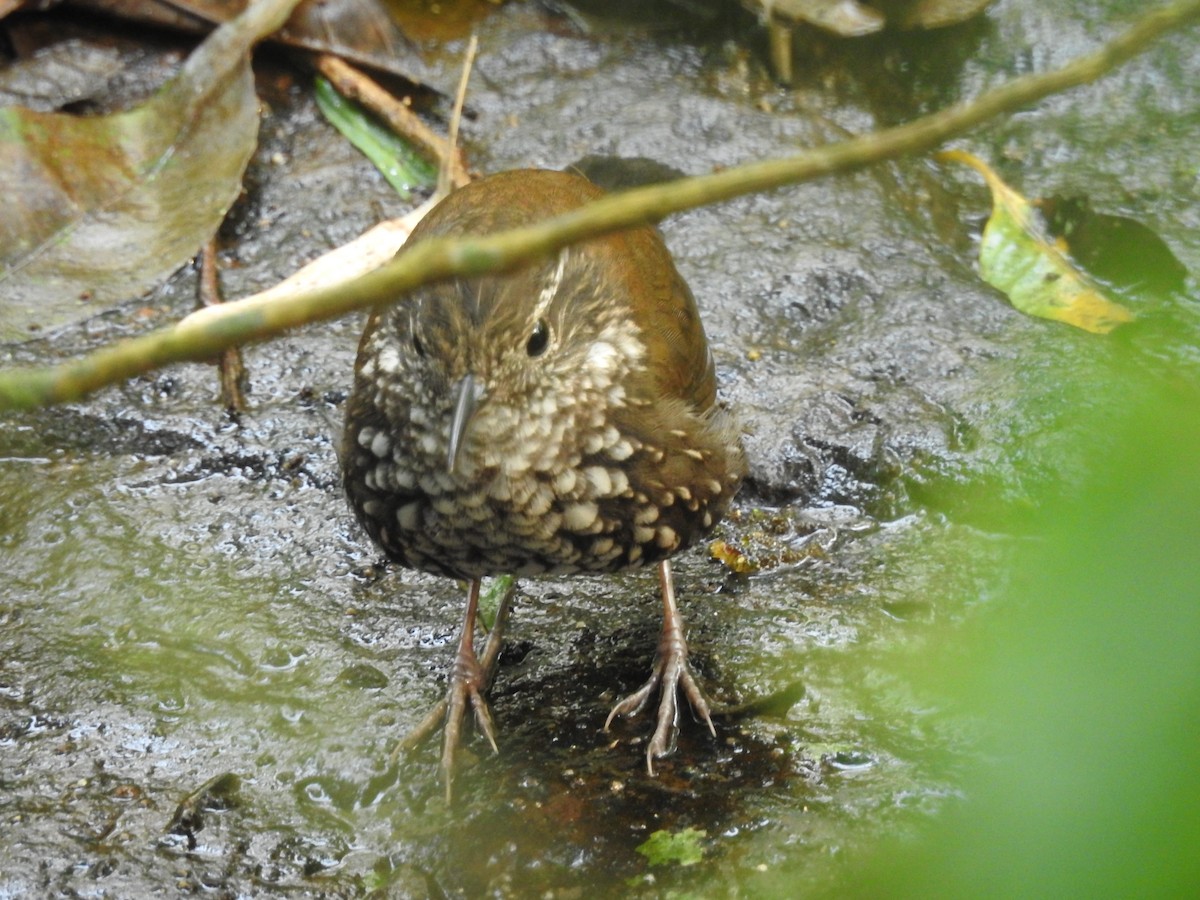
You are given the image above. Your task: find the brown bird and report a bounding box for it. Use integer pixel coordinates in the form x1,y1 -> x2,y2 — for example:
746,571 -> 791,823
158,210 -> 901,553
342,169 -> 746,798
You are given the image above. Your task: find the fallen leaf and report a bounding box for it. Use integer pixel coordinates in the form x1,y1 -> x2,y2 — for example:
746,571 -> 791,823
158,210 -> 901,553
936,149 -> 1134,334
0,40 -> 125,112
0,0 -> 301,343
69,0 -> 444,91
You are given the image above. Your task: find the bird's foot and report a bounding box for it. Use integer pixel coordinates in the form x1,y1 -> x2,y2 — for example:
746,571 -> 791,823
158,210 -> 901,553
391,578 -> 515,803
439,636 -> 499,795
604,606 -> 715,775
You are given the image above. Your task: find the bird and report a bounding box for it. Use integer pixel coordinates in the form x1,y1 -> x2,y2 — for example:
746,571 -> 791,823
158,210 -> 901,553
341,168 -> 746,799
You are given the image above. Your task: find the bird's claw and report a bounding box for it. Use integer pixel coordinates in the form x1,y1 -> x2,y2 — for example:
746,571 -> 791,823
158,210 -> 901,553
605,565 -> 716,775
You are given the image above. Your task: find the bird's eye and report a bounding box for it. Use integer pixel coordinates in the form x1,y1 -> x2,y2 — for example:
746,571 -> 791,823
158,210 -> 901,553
526,318 -> 550,357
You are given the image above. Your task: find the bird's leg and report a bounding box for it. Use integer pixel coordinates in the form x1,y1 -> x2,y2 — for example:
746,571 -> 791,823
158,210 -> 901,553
438,577 -> 506,801
604,560 -> 716,774
393,579 -> 514,802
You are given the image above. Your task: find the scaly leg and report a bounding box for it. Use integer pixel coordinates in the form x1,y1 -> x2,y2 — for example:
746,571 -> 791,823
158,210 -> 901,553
439,578 -> 498,801
604,560 -> 716,774
393,578 -> 515,802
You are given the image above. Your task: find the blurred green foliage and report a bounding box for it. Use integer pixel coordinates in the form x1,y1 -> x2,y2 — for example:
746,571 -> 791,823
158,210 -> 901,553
850,374 -> 1200,896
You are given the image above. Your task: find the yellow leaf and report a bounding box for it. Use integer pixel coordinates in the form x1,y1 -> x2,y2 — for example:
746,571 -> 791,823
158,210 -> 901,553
936,149 -> 1134,334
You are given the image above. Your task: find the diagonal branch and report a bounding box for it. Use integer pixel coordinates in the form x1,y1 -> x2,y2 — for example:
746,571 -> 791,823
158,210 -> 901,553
1,0 -> 1197,411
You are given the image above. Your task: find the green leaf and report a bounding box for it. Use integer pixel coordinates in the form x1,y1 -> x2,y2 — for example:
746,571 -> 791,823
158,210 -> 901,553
936,149 -> 1134,334
478,574 -> 515,633
0,0 -> 302,343
635,827 -> 707,867
314,76 -> 437,201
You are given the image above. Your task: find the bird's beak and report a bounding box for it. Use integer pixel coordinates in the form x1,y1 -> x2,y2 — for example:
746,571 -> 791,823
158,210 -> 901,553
447,373 -> 484,473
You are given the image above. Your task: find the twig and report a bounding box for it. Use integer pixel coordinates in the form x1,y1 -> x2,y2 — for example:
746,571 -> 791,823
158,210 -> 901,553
197,239 -> 249,412
438,34 -> 478,199
1,0 -> 1196,411
314,54 -> 470,189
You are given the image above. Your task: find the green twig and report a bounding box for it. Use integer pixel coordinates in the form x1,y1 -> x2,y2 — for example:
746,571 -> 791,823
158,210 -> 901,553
1,0 -> 1197,411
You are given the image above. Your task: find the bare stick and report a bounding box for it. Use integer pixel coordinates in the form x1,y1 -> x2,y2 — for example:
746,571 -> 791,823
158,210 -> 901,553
439,34 -> 478,199
197,239 -> 248,412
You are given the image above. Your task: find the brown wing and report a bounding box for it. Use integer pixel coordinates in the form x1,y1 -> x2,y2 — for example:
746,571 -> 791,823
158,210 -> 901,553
601,222 -> 717,414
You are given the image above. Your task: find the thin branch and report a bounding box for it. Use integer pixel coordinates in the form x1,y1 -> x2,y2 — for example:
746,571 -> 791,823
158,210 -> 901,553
1,0 -> 1196,411
198,238 -> 249,412
438,34 -> 478,199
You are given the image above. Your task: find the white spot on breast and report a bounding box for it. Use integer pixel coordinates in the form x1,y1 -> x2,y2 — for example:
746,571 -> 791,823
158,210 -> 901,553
634,505 -> 659,524
370,431 -> 391,458
459,490 -> 488,509
563,501 -> 598,532
374,463 -> 392,489
584,466 -> 612,497
357,427 -> 377,449
608,469 -> 630,497
633,525 -> 655,544
500,443 -> 534,477
656,526 -> 678,550
397,502 -> 421,531
525,483 -> 553,517
377,344 -> 401,375
553,467 -> 577,495
419,433 -> 439,456
608,440 -> 634,461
